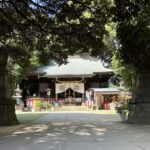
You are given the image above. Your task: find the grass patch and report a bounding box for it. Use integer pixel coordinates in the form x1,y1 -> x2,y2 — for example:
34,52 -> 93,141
16,112 -> 49,123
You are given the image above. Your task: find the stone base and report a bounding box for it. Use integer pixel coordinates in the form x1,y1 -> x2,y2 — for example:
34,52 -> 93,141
0,99 -> 19,126
128,103 -> 150,124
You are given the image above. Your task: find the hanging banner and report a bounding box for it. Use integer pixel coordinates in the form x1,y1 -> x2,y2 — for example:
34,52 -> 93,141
55,82 -> 84,94
55,83 -> 67,94
71,83 -> 84,94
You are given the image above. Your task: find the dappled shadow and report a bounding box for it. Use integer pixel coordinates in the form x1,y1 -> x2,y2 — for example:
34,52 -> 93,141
0,113 -> 150,150
11,121 -> 107,138
12,124 -> 49,135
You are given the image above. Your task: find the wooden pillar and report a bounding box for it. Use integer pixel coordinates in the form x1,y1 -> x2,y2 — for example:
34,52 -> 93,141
69,88 -> 70,97
94,93 -> 98,109
82,93 -> 84,103
65,90 -> 66,98
73,90 -> 75,98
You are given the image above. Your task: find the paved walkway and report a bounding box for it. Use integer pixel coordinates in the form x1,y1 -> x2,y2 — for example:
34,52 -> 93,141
0,112 -> 150,150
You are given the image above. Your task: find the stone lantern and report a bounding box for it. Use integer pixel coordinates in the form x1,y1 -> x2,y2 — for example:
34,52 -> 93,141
14,85 -> 22,105
45,88 -> 52,98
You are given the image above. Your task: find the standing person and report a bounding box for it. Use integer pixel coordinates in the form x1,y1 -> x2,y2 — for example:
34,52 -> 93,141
89,89 -> 94,105
85,90 -> 91,109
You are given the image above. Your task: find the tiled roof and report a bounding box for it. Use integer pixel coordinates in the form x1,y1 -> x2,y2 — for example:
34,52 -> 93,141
35,55 -> 113,78
90,88 -> 120,94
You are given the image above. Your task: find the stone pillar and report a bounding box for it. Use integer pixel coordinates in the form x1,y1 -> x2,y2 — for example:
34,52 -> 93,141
0,49 -> 18,125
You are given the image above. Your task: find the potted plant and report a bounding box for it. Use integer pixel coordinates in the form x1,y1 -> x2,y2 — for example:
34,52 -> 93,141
44,102 -> 54,111
116,101 -> 128,122
34,100 -> 42,111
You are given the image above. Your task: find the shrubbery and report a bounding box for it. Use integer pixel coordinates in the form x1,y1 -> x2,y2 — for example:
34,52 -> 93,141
34,100 -> 54,111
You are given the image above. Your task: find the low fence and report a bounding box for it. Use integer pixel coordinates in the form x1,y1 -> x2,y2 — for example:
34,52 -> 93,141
26,97 -> 108,111
26,97 -> 63,110
26,97 -> 84,110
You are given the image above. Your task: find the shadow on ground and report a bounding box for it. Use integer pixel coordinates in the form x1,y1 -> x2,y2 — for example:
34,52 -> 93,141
0,113 -> 150,150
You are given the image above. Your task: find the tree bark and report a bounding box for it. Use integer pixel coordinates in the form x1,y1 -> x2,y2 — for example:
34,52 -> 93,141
0,50 -> 19,126
128,71 -> 150,124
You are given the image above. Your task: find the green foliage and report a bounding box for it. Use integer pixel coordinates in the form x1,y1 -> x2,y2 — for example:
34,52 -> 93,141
7,50 -> 42,93
1,0 -> 112,64
111,55 -> 136,91
7,62 -> 23,94
101,23 -> 117,66
34,100 -> 54,111
113,0 -> 150,71
34,100 -> 42,111
0,0 -> 112,92
116,102 -> 128,114
46,103 -> 54,110
29,51 -> 41,70
50,0 -> 111,59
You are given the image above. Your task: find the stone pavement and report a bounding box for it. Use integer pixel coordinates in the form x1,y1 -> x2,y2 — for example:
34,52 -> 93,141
0,111 -> 150,150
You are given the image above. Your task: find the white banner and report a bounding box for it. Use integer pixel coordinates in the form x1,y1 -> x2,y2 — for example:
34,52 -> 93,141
56,82 -> 84,94
71,83 -> 84,93
55,83 -> 68,94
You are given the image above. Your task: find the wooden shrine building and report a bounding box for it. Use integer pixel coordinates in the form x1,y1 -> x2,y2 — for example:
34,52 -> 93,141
23,55 -> 115,106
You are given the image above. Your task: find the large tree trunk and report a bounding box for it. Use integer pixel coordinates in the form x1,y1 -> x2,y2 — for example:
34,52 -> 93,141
0,50 -> 18,126
128,71 -> 150,124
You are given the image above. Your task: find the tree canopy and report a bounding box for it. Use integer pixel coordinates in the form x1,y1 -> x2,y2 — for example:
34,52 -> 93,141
0,0 -> 111,65
114,0 -> 150,71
